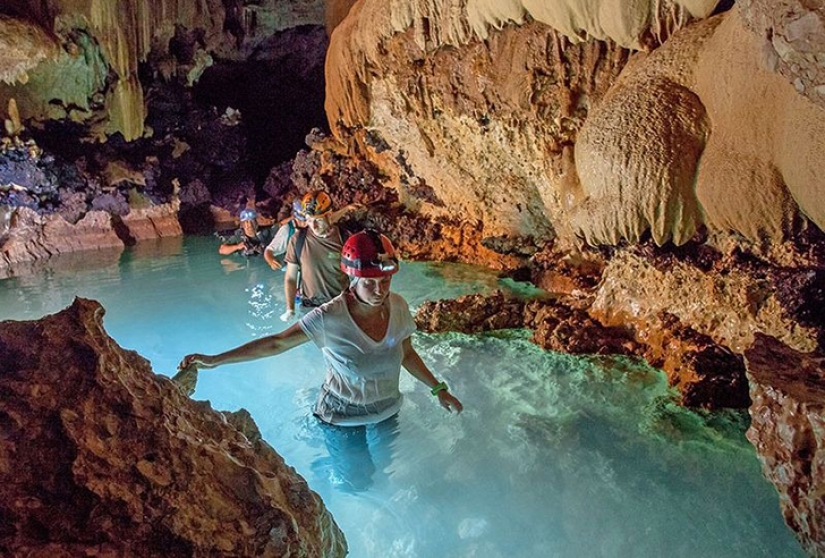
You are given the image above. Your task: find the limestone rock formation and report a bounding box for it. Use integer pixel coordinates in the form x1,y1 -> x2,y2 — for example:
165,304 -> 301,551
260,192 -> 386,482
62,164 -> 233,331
572,19 -> 716,246
745,334 -> 825,557
326,1 -> 825,257
0,297 -> 347,557
0,200 -> 187,275
0,0 -> 229,140
0,0 -> 326,141
566,4 -> 825,248
325,0 -> 720,242
0,14 -> 58,84
415,290 -> 749,408
0,207 -> 124,271
120,198 -> 183,242
589,248 -> 820,354
739,0 -> 825,110
327,7 -> 632,241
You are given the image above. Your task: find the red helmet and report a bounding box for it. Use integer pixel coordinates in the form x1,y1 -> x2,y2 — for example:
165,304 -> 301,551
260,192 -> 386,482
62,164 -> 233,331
301,190 -> 332,217
341,230 -> 400,278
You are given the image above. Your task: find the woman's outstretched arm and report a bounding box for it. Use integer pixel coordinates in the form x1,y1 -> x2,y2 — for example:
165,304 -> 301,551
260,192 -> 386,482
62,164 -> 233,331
179,322 -> 309,370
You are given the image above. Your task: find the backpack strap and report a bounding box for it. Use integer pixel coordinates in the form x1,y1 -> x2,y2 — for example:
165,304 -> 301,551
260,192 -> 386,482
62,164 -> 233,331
294,228 -> 308,264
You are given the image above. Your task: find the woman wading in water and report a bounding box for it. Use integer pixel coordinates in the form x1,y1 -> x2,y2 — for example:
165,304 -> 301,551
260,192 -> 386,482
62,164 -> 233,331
178,229 -> 463,489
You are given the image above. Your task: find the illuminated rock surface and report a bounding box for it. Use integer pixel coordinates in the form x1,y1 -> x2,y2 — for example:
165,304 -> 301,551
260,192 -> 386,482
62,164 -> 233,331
415,290 -> 749,409
327,2 -> 825,250
0,298 -> 347,557
745,334 -> 825,557
0,0 -> 824,547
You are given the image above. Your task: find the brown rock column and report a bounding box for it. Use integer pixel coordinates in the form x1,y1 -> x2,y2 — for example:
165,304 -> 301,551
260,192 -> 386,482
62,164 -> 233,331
745,333 -> 825,556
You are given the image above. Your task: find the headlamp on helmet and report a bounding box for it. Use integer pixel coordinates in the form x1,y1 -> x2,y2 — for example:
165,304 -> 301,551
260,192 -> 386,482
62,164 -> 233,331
239,208 -> 257,222
291,199 -> 307,222
341,230 -> 400,278
301,190 -> 332,217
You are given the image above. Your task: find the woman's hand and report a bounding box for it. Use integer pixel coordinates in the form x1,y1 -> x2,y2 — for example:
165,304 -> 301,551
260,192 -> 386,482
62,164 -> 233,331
178,353 -> 217,371
437,390 -> 463,414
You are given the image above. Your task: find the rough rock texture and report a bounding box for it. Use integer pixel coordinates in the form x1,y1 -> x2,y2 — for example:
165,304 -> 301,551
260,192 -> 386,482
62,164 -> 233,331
119,199 -> 183,243
0,14 -> 57,84
328,13 -> 630,241
287,141 -> 527,269
572,21 -> 714,246
327,2 -> 825,255
589,248 -> 820,355
575,6 -> 825,247
739,0 -> 825,110
0,0 -> 228,140
0,0 -> 325,141
0,298 -> 347,557
0,207 -> 123,270
414,291 -> 527,333
692,7 -> 825,244
325,0 -> 717,242
627,310 -> 750,409
415,290 -> 749,408
326,0 -> 717,132
745,334 -> 825,557
0,202 -> 186,274
529,247 -> 605,295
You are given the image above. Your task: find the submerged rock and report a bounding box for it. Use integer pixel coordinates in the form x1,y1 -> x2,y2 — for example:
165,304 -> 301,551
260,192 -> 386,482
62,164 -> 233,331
745,334 -> 825,557
0,298 -> 347,557
416,290 -> 749,409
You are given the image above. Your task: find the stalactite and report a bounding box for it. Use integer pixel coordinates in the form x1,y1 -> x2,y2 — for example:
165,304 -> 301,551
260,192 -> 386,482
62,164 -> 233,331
327,0 -> 718,139
0,13 -> 58,84
0,0 -> 228,140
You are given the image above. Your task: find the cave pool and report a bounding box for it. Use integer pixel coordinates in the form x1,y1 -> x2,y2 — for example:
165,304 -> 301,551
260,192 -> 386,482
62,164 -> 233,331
0,236 -> 803,558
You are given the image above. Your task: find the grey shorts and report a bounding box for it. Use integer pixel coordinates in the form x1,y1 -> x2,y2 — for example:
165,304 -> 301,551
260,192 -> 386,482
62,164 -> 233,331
314,386 -> 401,425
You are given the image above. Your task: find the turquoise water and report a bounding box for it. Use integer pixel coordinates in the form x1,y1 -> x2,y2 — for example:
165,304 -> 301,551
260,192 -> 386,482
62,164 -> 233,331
0,236 -> 802,557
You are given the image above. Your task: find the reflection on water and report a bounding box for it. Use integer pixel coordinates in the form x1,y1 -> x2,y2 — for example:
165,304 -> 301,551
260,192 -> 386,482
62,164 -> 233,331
0,237 -> 803,558
0,246 -> 124,281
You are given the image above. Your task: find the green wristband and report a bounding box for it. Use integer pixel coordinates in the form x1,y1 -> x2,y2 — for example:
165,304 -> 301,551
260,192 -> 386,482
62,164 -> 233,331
431,382 -> 448,396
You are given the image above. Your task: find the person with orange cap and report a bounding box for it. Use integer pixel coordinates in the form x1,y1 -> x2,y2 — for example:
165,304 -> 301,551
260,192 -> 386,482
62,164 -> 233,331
178,229 -> 463,489
278,190 -> 349,320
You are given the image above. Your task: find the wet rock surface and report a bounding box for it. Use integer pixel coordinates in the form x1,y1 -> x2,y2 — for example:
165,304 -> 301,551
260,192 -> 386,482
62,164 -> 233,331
745,334 -> 825,557
416,290 -> 750,409
0,298 -> 347,557
590,246 -> 821,355
0,206 -> 123,272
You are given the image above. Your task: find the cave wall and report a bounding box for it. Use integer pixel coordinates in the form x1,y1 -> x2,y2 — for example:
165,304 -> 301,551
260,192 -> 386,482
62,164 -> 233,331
0,0 -> 231,140
0,14 -> 58,85
575,6 -> 825,247
0,0 -> 326,141
745,334 -> 825,557
739,0 -> 825,111
320,3 -> 825,549
0,0 -> 823,550
325,0 -> 825,252
324,0 -> 720,241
